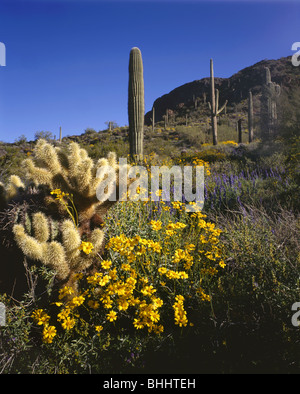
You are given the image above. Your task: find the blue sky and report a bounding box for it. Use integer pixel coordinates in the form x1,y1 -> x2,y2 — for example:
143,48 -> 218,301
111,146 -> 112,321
0,0 -> 299,143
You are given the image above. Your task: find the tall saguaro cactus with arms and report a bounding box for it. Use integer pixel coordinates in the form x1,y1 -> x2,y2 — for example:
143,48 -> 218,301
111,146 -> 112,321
209,58 -> 228,145
128,47 -> 145,162
260,67 -> 281,139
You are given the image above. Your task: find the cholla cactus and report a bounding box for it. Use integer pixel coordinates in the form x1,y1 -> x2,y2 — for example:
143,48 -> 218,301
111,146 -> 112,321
0,175 -> 25,209
19,139 -> 132,231
12,216 -> 104,282
0,139 -> 132,294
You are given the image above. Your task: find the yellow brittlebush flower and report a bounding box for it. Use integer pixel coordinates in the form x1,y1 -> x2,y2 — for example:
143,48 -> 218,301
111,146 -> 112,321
42,324 -> 57,343
106,310 -> 117,322
61,316 -> 76,330
79,241 -> 94,255
31,309 -> 50,326
150,220 -> 162,231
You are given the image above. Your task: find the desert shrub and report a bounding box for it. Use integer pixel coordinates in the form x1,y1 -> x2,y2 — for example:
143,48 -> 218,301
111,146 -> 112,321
0,146 -> 28,183
190,149 -> 227,163
208,205 -> 300,373
175,125 -> 208,148
34,131 -> 54,141
143,136 -> 178,158
85,139 -> 129,159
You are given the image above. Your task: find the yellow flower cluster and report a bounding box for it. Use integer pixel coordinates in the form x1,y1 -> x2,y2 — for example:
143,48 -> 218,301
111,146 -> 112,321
31,309 -> 56,343
149,219 -> 187,237
173,295 -> 188,327
171,201 -> 185,211
219,140 -> 238,146
106,234 -> 162,262
31,201 -> 226,344
196,287 -> 211,302
56,287 -> 86,332
86,262 -> 165,334
87,272 -> 110,287
50,188 -> 69,201
189,212 -> 225,269
57,309 -> 76,330
32,285 -> 91,343
158,266 -> 188,280
166,221 -> 186,230
50,189 -> 78,227
176,157 -> 211,176
172,248 -> 194,270
133,298 -> 164,334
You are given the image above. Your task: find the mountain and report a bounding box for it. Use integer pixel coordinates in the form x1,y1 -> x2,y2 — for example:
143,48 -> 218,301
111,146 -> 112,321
145,55 -> 300,125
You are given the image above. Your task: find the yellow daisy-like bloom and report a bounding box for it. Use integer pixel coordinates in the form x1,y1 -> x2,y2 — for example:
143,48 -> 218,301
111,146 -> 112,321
31,309 -> 50,326
69,295 -> 85,308
133,318 -> 144,330
79,241 -> 94,255
150,220 -> 162,231
95,325 -> 103,332
50,189 -> 69,201
141,285 -> 156,297
219,260 -> 226,268
151,297 -> 163,308
61,316 -> 76,330
106,310 -> 117,322
152,324 -> 164,334
121,263 -> 131,271
117,298 -> 129,311
57,308 -> 71,321
101,260 -> 112,270
98,275 -> 110,287
158,266 -> 167,275
101,296 -> 113,309
58,286 -> 74,300
165,229 -> 175,237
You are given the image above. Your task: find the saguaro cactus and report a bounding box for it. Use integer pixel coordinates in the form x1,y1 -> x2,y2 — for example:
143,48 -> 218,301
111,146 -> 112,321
248,90 -> 254,143
151,106 -> 155,132
260,67 -> 281,138
209,59 -> 228,145
128,47 -> 144,162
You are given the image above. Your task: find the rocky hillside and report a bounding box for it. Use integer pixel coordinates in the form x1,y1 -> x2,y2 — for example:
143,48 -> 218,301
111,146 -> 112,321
145,55 -> 300,125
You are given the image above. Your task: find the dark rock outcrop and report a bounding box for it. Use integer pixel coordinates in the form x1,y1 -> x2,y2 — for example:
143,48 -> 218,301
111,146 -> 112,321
145,55 -> 300,124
